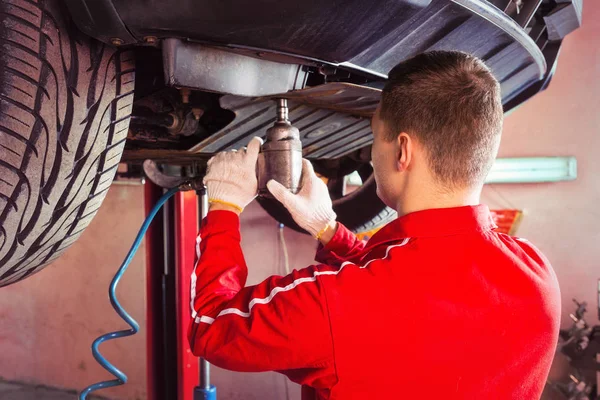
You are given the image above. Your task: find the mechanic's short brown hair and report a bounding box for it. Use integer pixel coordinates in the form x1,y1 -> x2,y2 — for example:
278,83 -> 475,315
380,51 -> 503,189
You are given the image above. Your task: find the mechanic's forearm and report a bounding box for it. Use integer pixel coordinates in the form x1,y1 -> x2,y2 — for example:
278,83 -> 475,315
189,211 -> 248,325
189,264 -> 336,375
315,222 -> 367,266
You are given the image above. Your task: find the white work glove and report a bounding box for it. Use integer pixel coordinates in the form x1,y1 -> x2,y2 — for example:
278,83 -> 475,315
203,137 -> 263,212
267,159 -> 336,238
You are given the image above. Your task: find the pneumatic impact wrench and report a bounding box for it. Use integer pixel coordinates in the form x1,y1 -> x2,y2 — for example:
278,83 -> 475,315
257,98 -> 303,196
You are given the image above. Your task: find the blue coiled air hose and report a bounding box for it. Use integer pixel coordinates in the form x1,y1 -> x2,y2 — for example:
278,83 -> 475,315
79,187 -> 180,400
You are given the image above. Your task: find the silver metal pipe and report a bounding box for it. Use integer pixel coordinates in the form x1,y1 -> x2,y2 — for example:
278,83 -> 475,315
199,185 -> 210,390
200,359 -> 210,390
200,186 -> 209,219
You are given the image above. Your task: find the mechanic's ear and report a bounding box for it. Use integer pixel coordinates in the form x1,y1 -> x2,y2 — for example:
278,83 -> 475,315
396,132 -> 412,172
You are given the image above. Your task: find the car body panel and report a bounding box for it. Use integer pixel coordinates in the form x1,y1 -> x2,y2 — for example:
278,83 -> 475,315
69,0 -> 546,104
63,0 -> 579,161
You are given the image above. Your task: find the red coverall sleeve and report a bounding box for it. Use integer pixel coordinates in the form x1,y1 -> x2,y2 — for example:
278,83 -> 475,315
188,210 -> 337,389
315,222 -> 367,266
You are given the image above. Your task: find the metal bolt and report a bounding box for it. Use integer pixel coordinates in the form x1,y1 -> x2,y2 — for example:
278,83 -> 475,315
110,38 -> 124,46
512,0 -> 523,14
191,108 -> 204,121
144,36 -> 158,44
180,88 -> 191,104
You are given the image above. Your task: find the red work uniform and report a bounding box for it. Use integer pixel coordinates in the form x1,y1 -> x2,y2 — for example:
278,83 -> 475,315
189,205 -> 560,399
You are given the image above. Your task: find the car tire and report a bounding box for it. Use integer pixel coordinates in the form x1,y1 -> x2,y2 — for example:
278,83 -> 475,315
0,0 -> 134,286
257,163 -> 397,239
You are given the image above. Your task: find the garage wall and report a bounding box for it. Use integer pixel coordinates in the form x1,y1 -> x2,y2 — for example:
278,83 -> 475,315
0,184 -> 149,400
482,2 -> 600,331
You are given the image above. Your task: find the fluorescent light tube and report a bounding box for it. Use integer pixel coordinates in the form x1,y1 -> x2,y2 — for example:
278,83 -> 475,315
485,157 -> 577,184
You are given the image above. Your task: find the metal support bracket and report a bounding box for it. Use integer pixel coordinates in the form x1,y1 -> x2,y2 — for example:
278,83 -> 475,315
162,39 -> 309,97
143,159 -> 204,191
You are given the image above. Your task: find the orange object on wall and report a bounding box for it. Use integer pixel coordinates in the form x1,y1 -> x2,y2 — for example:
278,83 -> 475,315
489,209 -> 523,235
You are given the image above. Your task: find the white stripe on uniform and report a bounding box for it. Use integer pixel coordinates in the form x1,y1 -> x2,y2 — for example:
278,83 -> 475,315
194,238 -> 411,325
190,235 -> 202,319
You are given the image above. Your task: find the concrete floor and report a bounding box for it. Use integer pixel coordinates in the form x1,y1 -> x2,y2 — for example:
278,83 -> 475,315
0,380 -> 108,400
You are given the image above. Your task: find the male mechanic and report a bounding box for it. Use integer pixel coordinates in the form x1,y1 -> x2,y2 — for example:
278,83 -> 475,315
188,51 -> 561,399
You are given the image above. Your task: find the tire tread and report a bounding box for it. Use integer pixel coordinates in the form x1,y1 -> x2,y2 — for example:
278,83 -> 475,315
0,0 -> 134,285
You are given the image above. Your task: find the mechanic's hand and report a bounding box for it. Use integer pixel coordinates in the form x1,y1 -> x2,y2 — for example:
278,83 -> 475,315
267,159 -> 337,239
204,137 -> 263,214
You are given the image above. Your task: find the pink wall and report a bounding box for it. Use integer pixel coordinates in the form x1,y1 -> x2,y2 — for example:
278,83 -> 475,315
0,3 -> 598,399
482,2 -> 600,330
0,185 -> 148,399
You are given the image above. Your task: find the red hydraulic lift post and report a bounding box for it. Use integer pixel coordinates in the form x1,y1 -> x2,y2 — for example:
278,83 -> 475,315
144,181 -> 164,400
174,190 -> 201,400
145,182 -> 210,400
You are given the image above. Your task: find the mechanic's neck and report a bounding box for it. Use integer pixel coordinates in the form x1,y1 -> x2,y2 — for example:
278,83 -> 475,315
395,181 -> 481,217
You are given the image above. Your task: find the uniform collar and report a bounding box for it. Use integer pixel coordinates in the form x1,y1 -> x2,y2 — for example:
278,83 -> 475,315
368,205 -> 497,245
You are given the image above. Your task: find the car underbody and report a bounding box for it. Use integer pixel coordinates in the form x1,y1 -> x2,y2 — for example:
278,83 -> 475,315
0,0 -> 582,285
63,0 -> 578,166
